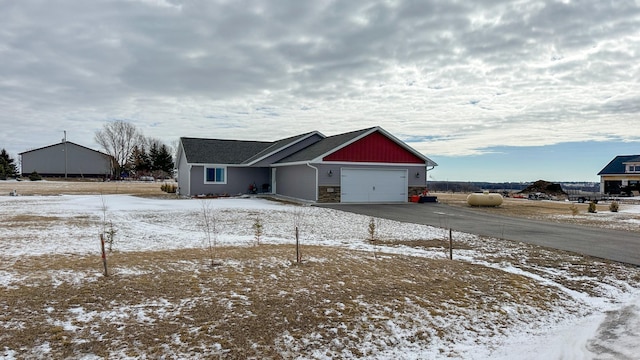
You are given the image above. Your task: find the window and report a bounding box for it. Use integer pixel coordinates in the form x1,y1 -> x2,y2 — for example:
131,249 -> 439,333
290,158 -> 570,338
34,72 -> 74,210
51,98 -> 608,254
205,167 -> 226,183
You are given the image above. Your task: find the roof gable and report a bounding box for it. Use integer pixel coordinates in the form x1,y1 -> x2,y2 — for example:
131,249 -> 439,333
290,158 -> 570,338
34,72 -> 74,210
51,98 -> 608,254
277,127 -> 436,166
276,128 -> 373,164
323,130 -> 425,164
598,155 -> 640,175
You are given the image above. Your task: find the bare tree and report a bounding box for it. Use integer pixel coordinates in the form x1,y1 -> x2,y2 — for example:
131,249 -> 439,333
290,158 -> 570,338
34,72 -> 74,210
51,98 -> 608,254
95,120 -> 141,177
200,199 -> 219,266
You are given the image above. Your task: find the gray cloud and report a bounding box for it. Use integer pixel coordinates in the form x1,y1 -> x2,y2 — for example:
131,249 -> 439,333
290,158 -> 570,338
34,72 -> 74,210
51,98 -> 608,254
1,0 -> 639,159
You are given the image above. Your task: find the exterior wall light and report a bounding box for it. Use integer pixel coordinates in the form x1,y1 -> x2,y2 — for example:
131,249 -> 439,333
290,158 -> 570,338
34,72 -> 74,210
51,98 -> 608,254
415,172 -> 420,178
328,170 -> 333,177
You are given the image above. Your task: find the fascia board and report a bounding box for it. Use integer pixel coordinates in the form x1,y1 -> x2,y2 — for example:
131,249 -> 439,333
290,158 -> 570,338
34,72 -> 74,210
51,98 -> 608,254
19,141 -> 109,157
175,140 -> 185,168
188,163 -> 241,167
317,161 -> 432,167
270,161 -> 311,167
375,127 -> 438,166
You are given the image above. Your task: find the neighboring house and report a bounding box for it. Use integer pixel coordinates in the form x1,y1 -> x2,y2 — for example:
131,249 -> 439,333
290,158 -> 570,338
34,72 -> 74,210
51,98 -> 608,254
597,155 -> 640,195
20,141 -> 114,178
176,126 -> 437,203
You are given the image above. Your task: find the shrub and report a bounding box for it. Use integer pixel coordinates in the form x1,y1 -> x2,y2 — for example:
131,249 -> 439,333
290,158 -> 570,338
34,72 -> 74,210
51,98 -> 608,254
588,201 -> 597,213
161,183 -> 177,193
609,201 -> 619,213
29,171 -> 42,181
569,204 -> 579,216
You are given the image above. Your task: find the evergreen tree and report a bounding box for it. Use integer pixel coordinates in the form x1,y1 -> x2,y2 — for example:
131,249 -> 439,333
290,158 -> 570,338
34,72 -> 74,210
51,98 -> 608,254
149,142 -> 160,171
154,144 -> 175,176
0,149 -> 18,180
128,145 -> 151,176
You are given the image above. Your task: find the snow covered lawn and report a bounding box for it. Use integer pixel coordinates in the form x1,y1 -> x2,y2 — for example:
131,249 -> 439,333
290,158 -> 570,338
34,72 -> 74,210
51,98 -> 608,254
1,194 -> 640,359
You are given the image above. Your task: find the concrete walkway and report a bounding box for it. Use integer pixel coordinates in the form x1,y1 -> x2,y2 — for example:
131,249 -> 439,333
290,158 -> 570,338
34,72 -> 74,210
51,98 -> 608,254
318,202 -> 640,266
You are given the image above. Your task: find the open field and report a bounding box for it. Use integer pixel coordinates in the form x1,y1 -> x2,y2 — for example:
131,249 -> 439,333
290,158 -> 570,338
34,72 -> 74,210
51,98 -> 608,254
433,191 -> 640,232
434,191 -> 617,216
0,179 -> 171,197
1,180 -> 636,221
2,181 -> 640,358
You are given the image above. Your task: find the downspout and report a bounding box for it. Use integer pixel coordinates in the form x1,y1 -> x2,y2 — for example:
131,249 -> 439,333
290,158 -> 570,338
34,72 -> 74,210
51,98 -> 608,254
306,162 -> 319,202
186,164 -> 192,196
425,165 -> 435,189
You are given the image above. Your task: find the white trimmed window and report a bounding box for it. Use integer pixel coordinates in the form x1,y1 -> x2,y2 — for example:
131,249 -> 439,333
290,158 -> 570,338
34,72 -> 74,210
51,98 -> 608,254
626,164 -> 640,173
204,166 -> 226,184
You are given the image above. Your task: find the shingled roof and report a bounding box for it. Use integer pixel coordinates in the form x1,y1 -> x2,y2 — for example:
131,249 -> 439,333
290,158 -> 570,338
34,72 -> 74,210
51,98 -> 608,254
180,137 -> 273,164
180,131 -> 320,165
180,127 -> 436,166
242,131 -> 319,164
598,155 -> 640,175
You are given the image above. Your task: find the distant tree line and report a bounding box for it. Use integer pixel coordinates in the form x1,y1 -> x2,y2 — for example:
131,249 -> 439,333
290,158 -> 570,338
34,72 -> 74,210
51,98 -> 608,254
427,181 -> 529,193
95,120 -> 175,180
427,181 -> 600,193
0,149 -> 18,180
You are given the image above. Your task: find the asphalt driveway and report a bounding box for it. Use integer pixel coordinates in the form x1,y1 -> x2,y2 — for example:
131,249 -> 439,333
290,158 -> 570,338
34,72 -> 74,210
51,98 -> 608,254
318,202 -> 640,266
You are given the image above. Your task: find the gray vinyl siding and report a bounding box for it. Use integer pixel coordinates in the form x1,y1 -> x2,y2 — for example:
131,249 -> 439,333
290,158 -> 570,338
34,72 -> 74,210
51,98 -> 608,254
408,165 -> 428,187
315,164 -> 341,186
177,150 -> 191,196
275,164 -> 317,201
189,166 -> 270,196
21,142 -> 111,177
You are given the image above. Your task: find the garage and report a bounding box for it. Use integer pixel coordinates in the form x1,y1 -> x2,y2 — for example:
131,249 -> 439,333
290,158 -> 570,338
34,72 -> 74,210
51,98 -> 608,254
341,168 -> 407,203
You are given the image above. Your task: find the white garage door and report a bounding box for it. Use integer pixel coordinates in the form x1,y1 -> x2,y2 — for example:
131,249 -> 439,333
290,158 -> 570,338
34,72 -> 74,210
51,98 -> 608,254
341,168 -> 408,203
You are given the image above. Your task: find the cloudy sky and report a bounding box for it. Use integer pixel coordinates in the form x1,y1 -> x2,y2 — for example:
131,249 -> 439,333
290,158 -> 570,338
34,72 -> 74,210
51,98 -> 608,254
1,0 -> 639,182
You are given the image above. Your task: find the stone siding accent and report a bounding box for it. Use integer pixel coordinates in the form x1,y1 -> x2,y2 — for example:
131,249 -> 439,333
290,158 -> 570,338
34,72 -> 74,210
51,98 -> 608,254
408,186 -> 427,197
318,186 -> 341,203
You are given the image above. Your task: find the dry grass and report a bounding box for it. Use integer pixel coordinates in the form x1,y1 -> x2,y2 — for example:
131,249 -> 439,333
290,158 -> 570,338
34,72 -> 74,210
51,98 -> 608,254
3,182 -> 640,357
0,179 -> 169,197
433,192 -> 610,215
433,192 -> 640,232
1,245 -> 570,359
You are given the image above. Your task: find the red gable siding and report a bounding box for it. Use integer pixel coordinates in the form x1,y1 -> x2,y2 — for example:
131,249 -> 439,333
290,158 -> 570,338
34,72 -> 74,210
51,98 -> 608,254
323,131 -> 424,163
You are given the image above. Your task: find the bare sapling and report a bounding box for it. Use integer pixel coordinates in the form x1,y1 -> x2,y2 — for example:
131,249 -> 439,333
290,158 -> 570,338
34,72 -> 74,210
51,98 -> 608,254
98,194 -> 113,276
105,221 -> 117,252
253,216 -> 263,246
368,217 -> 381,259
100,194 -> 118,252
368,217 -> 377,242
200,199 -> 219,267
100,194 -> 117,252
292,206 -> 309,263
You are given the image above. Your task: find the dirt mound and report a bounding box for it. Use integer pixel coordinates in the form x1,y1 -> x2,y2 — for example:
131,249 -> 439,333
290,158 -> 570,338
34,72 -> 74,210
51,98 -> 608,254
519,180 -> 567,196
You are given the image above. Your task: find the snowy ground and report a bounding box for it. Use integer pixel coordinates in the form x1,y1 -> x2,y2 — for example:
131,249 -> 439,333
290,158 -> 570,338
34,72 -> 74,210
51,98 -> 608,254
1,193 -> 640,359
